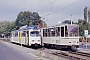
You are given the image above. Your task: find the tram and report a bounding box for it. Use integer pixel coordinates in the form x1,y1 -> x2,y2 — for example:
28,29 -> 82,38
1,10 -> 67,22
10,25 -> 41,47
40,23 -> 80,51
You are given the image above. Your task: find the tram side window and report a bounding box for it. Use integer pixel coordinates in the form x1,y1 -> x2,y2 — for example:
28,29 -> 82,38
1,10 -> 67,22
61,27 -> 64,37
51,28 -> 55,36
10,33 -> 12,37
48,28 -> 51,37
43,29 -> 44,37
51,31 -> 55,36
56,27 -> 60,36
65,26 -> 68,37
22,31 -> 26,37
15,32 -> 18,37
43,29 -> 47,37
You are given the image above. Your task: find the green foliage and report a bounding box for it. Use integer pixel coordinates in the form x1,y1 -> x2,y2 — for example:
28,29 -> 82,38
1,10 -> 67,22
15,11 -> 42,29
77,19 -> 84,36
0,21 -> 15,37
3,22 -> 15,37
88,8 -> 90,34
84,7 -> 88,21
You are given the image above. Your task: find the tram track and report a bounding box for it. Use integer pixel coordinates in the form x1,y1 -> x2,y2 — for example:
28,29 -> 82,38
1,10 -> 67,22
38,48 -> 90,60
69,51 -> 90,58
52,51 -> 89,60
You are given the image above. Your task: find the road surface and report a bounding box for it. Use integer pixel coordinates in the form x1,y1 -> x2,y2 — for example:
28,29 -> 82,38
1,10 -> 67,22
79,42 -> 90,49
0,41 -> 37,60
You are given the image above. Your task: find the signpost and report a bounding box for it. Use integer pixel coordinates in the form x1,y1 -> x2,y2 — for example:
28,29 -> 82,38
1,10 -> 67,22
84,30 -> 88,50
84,30 -> 88,36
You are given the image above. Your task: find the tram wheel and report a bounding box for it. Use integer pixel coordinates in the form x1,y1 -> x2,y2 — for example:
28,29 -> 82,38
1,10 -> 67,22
70,46 -> 78,52
44,43 -> 49,48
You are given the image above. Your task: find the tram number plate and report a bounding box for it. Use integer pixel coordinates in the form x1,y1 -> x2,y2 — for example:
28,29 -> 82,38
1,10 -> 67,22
56,40 -> 60,43
73,41 -> 76,44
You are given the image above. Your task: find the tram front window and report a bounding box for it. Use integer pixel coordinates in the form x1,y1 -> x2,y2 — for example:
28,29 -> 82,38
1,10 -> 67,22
68,25 -> 79,37
30,31 -> 40,37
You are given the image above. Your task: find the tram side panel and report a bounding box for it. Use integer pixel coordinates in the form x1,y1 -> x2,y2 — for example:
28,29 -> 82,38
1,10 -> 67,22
11,31 -> 19,43
41,24 -> 80,50
41,37 -> 79,46
59,37 -> 79,48
60,37 -> 79,46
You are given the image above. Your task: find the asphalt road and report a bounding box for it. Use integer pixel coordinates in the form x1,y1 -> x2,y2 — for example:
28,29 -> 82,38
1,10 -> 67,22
0,41 -> 37,60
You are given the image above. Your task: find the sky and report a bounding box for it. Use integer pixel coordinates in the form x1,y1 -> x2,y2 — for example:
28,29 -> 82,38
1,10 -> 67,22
0,0 -> 90,26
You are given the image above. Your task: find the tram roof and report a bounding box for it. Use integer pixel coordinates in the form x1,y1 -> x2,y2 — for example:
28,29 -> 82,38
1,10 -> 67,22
55,23 -> 78,26
20,25 -> 40,30
11,25 -> 40,32
11,30 -> 19,32
42,23 -> 78,29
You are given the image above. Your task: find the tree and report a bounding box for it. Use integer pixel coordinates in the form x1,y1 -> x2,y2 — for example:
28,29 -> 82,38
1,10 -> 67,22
83,7 -> 88,30
88,8 -> 90,22
15,11 -> 43,29
3,22 -> 15,37
88,8 -> 90,34
0,21 -> 15,37
84,7 -> 88,23
77,19 -> 84,36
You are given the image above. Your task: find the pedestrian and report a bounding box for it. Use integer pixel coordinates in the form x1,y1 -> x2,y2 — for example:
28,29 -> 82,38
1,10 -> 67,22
82,37 -> 85,46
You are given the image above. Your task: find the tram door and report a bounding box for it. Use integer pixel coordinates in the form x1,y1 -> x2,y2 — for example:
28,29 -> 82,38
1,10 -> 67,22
19,31 -> 22,44
25,31 -> 29,45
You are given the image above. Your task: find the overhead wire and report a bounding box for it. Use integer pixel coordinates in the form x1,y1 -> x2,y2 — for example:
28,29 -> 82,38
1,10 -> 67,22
38,0 -> 58,12
38,0 -> 58,21
47,0 -> 56,15
46,0 -> 57,21
38,0 -> 83,23
52,0 -> 83,15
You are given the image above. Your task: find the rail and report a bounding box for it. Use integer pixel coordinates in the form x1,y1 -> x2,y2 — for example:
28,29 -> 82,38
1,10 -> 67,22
69,51 -> 90,57
39,48 -> 90,60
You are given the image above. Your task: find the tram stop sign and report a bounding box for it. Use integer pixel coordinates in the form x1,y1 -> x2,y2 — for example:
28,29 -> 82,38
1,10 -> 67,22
84,30 -> 88,37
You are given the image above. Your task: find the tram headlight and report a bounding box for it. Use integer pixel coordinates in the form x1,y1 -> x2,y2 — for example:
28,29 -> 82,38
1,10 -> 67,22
77,42 -> 79,43
38,40 -> 40,42
32,40 -> 34,42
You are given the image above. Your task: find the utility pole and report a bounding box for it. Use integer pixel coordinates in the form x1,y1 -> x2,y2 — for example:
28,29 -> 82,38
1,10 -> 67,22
70,14 -> 72,25
84,6 -> 88,50
41,17 -> 45,28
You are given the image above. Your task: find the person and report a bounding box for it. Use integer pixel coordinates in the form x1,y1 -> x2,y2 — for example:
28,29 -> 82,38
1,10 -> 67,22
81,37 -> 85,46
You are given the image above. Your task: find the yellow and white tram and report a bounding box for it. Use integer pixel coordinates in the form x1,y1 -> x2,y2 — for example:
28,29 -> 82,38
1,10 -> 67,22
10,25 -> 41,47
40,23 -> 80,51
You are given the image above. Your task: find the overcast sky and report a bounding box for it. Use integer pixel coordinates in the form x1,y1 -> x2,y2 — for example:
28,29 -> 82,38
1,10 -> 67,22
0,0 -> 90,26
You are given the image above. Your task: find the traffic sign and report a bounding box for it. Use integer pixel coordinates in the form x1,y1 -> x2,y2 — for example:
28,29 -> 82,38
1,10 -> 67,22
84,30 -> 88,36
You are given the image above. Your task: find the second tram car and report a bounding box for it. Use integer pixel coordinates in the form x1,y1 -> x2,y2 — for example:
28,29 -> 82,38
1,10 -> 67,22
40,23 -> 80,51
10,25 -> 41,47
